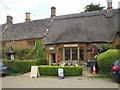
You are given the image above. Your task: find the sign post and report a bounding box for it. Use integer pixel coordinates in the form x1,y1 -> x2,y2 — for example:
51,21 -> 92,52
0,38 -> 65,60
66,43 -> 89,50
58,68 -> 64,79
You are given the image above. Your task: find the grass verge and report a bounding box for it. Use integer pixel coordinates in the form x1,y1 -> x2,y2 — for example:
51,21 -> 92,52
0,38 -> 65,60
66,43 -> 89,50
88,73 -> 112,78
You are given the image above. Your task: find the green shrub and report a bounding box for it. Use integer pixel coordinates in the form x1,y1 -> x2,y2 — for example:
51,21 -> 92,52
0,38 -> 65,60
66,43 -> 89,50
97,49 -> 120,74
2,59 -> 36,73
35,58 -> 47,65
38,65 -> 83,76
9,60 -> 35,73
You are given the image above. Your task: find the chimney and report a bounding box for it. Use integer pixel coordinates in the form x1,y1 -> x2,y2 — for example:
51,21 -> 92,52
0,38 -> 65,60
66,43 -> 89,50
107,0 -> 113,12
25,12 -> 31,23
6,15 -> 13,25
51,6 -> 56,19
119,1 -> 120,9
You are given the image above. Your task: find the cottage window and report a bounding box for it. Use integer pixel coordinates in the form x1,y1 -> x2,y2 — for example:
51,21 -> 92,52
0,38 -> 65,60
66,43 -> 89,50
80,47 -> 84,60
116,46 -> 120,49
72,48 -> 78,60
28,41 -> 35,46
65,48 -> 70,60
2,42 -> 5,47
117,33 -> 120,38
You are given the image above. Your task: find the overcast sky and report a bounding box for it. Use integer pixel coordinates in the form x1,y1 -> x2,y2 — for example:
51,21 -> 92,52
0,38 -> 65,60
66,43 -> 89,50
0,0 -> 119,24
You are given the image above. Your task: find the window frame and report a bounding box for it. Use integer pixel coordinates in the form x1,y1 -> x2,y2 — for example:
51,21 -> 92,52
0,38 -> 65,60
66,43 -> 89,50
72,47 -> 78,60
2,42 -> 5,47
65,47 -> 70,60
27,41 -> 35,46
116,46 -> 120,49
80,47 -> 84,60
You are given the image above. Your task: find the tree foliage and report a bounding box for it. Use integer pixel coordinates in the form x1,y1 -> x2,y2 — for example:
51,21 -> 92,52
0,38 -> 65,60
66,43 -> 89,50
101,44 -> 112,52
14,47 -> 34,60
84,3 -> 105,12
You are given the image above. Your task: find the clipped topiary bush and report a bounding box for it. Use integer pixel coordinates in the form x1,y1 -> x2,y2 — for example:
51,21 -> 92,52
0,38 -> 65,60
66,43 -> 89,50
38,65 -> 83,76
97,49 -> 120,74
35,58 -> 47,65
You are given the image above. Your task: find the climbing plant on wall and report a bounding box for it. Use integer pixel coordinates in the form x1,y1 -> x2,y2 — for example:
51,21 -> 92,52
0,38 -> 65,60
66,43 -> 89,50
14,47 -> 35,60
34,39 -> 46,59
11,39 -> 46,60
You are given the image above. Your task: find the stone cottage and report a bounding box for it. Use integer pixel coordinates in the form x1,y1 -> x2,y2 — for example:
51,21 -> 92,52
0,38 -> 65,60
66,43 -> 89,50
0,2 -> 120,64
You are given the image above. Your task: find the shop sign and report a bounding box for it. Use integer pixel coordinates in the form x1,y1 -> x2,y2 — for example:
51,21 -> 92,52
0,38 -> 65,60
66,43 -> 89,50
49,47 -> 54,50
64,44 -> 78,47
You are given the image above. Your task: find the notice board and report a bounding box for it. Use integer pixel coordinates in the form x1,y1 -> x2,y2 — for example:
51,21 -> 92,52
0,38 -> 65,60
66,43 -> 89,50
30,66 -> 40,78
58,68 -> 64,79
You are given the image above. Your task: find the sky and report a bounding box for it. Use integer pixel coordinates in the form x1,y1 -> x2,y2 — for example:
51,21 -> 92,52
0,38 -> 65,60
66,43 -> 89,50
0,0 -> 120,24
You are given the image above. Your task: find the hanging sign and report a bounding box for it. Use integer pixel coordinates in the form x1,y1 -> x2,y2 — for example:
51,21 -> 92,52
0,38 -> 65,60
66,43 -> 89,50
30,66 -> 40,78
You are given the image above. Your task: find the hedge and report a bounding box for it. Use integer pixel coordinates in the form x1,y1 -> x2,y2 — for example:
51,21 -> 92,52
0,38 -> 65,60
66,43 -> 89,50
1,59 -> 82,76
2,60 -> 36,73
97,49 -> 120,74
35,58 -> 47,65
38,65 -> 83,76
1,59 -> 48,74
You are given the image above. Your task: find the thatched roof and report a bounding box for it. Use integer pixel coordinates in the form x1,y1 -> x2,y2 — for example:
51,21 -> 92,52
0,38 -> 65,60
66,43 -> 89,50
44,10 -> 119,44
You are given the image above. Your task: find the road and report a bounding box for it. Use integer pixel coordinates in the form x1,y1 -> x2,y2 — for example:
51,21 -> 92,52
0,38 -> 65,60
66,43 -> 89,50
1,75 -> 119,88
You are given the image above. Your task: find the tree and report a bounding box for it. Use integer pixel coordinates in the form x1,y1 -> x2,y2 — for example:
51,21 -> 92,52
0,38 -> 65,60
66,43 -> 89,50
84,3 -> 105,12
101,44 -> 112,52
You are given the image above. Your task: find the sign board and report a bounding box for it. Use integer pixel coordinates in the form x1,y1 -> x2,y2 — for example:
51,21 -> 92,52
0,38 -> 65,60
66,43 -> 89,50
58,68 -> 64,79
64,44 -> 78,47
30,66 -> 40,78
49,47 -> 54,50
10,54 -> 15,59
